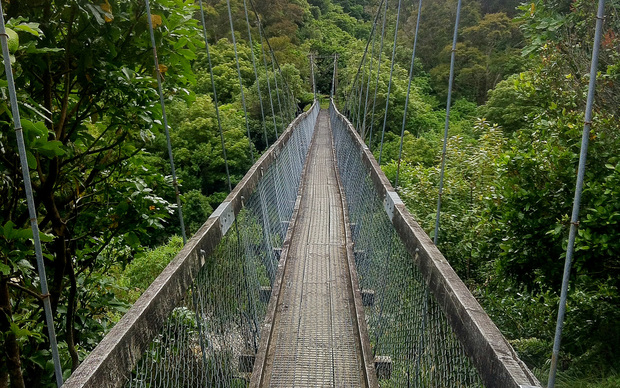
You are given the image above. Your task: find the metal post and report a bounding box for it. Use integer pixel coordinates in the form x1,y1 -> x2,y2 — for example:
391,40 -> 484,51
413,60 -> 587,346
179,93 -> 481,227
145,0 -> 187,243
0,5 -> 63,386
548,1 -> 606,386
434,0 -> 462,245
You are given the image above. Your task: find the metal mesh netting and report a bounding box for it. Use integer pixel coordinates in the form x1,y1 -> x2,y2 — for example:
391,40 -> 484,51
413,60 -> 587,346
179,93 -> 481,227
330,102 -> 484,388
124,104 -> 319,388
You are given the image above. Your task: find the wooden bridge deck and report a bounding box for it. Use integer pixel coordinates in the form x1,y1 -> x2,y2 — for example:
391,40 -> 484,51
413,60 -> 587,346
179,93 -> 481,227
253,110 -> 374,387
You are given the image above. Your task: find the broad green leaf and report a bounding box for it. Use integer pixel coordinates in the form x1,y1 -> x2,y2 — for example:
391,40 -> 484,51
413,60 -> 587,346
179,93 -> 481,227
14,22 -> 42,37
26,150 -> 37,169
38,140 -> 65,157
0,262 -> 10,275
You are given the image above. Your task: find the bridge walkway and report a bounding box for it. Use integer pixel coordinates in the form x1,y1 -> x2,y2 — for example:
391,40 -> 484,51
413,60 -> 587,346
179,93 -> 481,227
253,110 -> 374,387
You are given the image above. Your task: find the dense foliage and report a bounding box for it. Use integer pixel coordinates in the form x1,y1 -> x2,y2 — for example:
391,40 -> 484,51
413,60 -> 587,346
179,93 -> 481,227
0,0 -> 618,387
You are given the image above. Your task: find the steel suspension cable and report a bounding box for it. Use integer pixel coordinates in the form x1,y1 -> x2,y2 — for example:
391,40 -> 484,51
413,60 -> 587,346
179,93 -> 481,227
247,0 -> 287,135
247,0 -> 296,123
548,1 -> 606,386
354,58 -> 366,132
145,0 -> 187,243
253,11 -> 279,140
368,0 -> 389,151
227,2 -> 262,356
267,53 -> 290,123
378,0 -> 403,165
433,0 -> 462,245
258,25 -> 298,120
226,0 -> 255,164
264,41 -> 295,122
310,54 -> 317,101
0,6 -> 64,386
360,8 -> 379,142
343,0 -> 385,115
242,0 -> 270,148
268,51 -> 287,133
395,0 -> 423,189
354,1 -> 387,130
331,53 -> 338,98
197,0 -> 232,192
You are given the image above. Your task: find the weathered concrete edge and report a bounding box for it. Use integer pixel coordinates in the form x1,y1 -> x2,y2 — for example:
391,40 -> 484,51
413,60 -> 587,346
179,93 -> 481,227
64,102 -> 319,388
329,115 -> 379,388
249,106 -> 320,388
329,100 -> 541,388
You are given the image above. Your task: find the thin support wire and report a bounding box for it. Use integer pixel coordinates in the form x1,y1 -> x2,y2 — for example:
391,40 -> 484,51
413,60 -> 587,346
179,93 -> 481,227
355,61 -> 366,132
378,0 -> 403,165
395,0 -> 423,189
343,0 -> 385,115
0,6 -> 63,386
433,0 -> 462,246
360,10 -> 378,142
310,54 -> 317,101
368,0 -> 389,152
548,0 -> 606,386
246,2 -> 287,134
260,32 -> 298,119
145,0 -> 186,243
331,54 -> 338,99
242,0 -> 269,148
198,0 -> 232,191
226,0 -> 254,164
253,9 -> 279,139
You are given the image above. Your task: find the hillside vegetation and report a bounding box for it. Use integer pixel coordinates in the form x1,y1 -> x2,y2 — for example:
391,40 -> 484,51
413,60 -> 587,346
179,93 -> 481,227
0,0 -> 618,386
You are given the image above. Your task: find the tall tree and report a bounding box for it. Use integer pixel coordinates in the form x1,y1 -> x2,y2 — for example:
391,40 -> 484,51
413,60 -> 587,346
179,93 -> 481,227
0,0 -> 201,385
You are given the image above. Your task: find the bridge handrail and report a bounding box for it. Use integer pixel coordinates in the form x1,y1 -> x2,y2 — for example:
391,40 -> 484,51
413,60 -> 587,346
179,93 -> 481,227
64,101 -> 320,388
329,99 -> 541,388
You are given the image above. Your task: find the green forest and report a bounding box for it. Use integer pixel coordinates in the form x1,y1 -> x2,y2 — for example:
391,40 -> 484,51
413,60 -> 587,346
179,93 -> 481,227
0,0 -> 619,387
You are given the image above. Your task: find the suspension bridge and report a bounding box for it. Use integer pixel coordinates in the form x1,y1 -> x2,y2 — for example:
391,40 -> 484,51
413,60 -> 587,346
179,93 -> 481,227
1,0 -> 609,387
61,100 -> 540,388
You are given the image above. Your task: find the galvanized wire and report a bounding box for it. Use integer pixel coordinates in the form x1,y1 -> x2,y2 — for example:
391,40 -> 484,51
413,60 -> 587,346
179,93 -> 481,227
123,104 -> 319,388
377,0 -> 403,166
145,0 -> 187,243
368,0 -> 389,151
330,101 -> 484,388
434,0 -> 462,246
0,5 -> 63,386
548,0 -> 606,386
226,0 -> 255,164
395,0 -> 423,189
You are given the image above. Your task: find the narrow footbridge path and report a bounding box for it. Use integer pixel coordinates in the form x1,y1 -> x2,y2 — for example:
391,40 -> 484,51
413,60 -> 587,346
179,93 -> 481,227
253,111 -> 374,387
64,103 -> 541,388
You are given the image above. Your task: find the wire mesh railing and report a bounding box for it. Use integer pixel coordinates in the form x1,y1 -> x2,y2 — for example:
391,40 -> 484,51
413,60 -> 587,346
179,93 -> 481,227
63,102 -> 319,388
329,100 -> 541,388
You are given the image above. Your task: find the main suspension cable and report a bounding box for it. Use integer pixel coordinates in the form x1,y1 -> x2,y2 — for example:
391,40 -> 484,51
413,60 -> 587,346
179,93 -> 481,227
145,0 -> 187,243
242,0 -> 269,148
368,0 -> 389,151
226,0 -> 255,164
198,0 -> 233,192
0,5 -> 64,386
395,0 -> 423,189
434,0 -> 462,245
378,0 -> 403,165
343,0 -> 385,118
251,6 -> 279,139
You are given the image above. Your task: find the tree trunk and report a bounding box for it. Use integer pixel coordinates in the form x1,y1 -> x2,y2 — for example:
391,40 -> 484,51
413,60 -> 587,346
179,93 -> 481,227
0,278 -> 26,388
